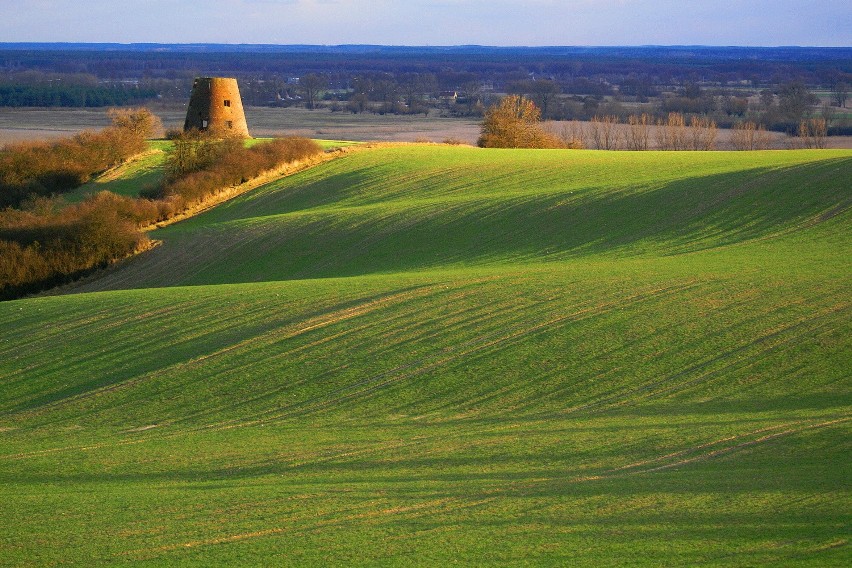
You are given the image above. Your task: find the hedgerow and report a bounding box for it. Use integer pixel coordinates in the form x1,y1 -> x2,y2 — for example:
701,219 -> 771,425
0,124 -> 322,299
0,193 -> 153,299
0,108 -> 158,208
151,131 -> 321,209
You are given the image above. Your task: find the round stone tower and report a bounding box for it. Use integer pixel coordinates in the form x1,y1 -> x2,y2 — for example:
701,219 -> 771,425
183,77 -> 250,137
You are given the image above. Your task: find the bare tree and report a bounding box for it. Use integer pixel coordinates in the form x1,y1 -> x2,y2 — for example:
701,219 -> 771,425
107,107 -> 163,139
528,80 -> 561,119
460,81 -> 484,115
759,89 -> 775,112
688,116 -> 718,150
799,118 -> 827,149
587,117 -> 602,149
299,74 -> 328,110
831,82 -> 849,108
373,79 -> 399,113
778,81 -> 818,124
626,114 -> 650,150
730,121 -> 772,150
347,93 -> 369,114
400,73 -> 436,112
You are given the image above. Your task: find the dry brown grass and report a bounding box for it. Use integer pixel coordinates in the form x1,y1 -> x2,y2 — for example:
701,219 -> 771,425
0,105 -> 483,146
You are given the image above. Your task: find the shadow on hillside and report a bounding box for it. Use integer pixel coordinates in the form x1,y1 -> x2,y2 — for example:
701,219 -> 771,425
2,409 -> 846,498
71,156 -> 851,291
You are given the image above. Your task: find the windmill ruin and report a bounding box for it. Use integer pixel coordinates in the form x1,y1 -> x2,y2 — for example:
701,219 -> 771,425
183,77 -> 250,137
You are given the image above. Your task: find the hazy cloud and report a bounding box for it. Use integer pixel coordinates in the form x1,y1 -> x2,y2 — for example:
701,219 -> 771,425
0,0 -> 848,45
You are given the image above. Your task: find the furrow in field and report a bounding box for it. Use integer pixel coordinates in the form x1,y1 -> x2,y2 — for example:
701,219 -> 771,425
559,297 -> 849,414
631,302 -> 848,401
122,496 -> 495,561
638,303 -> 850,401
174,282 -> 515,426
602,416 -> 851,476
2,284 -> 442,421
220,281 -> 699,425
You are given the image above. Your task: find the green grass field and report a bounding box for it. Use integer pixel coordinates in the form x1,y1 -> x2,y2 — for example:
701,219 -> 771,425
69,144 -> 169,202
1,145 -> 850,566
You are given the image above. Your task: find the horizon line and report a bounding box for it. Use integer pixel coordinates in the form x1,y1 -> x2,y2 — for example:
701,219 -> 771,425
1,42 -> 850,50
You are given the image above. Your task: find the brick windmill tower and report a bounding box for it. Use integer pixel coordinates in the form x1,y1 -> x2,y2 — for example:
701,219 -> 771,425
183,77 -> 250,137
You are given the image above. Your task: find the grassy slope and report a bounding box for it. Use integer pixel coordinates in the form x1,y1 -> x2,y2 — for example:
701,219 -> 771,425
69,149 -> 165,202
0,146 -> 850,566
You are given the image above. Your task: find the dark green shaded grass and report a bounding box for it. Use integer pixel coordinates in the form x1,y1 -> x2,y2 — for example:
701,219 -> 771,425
0,145 -> 849,566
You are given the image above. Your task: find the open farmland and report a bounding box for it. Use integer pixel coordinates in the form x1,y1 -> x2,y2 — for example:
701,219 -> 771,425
4,105 -> 851,149
0,105 -> 482,146
0,145 -> 850,566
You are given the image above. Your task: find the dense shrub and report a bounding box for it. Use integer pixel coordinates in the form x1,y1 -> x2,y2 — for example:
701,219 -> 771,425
478,95 -> 563,149
0,193 -> 153,299
157,132 -> 321,209
0,108 -> 157,208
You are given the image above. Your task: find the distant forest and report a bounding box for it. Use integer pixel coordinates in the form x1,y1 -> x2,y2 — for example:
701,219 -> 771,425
0,83 -> 158,107
1,44 -> 851,132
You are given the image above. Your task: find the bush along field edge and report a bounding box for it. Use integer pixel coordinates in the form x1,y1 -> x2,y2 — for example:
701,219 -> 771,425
0,111 -> 324,300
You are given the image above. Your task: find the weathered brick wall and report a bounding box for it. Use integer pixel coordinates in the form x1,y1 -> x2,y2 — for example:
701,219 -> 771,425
183,77 -> 250,137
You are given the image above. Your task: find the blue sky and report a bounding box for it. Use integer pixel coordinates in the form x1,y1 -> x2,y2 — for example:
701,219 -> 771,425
1,0 -> 849,46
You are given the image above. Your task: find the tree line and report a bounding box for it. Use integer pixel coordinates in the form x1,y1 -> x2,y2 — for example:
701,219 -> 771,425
0,84 -> 157,107
2,46 -> 848,130
479,96 -> 829,151
3,45 -> 847,93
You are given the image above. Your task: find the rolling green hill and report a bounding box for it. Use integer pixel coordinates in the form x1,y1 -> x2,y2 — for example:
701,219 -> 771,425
1,146 -> 850,566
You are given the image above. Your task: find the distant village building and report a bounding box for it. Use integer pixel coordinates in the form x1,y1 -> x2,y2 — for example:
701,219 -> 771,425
184,77 -> 250,137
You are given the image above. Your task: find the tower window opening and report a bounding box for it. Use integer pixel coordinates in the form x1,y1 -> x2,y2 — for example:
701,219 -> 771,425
224,100 -> 231,107
226,121 -> 233,129
201,119 -> 208,128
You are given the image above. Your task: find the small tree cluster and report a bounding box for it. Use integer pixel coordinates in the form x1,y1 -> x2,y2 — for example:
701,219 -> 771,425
478,95 -> 563,149
561,112 -> 716,150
